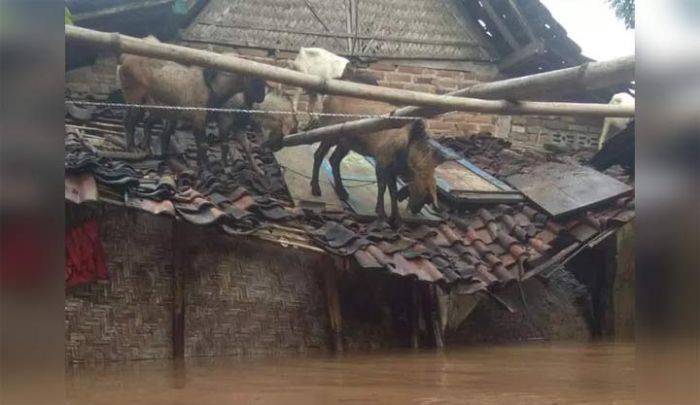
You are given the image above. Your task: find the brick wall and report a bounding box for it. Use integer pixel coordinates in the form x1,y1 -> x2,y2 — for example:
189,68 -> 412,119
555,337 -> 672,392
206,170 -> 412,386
65,53 -> 120,99
64,47 -> 602,149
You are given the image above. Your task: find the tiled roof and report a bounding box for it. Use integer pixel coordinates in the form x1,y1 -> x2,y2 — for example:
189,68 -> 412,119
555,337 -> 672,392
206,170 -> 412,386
65,107 -> 634,293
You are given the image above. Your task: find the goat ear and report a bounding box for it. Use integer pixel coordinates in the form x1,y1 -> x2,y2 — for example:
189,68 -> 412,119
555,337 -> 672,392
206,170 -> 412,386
245,78 -> 267,104
202,68 -> 217,88
408,120 -> 427,144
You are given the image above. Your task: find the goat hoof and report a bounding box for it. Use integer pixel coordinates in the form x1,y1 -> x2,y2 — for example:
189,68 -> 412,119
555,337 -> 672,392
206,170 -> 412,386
311,185 -> 322,196
389,216 -> 402,228
337,189 -> 349,201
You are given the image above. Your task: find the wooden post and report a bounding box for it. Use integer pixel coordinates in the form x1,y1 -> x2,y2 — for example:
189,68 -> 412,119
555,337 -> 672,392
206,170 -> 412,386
65,26 -> 634,119
323,267 -> 343,353
429,285 -> 445,349
409,280 -> 419,349
172,221 -> 186,359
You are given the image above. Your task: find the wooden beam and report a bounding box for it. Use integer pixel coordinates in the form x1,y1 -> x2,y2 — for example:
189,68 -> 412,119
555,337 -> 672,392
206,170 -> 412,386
506,0 -> 537,43
480,0 -> 521,51
498,38 -> 546,72
410,280 -> 419,349
323,267 -> 343,353
172,220 -> 186,359
65,26 -> 633,119
282,55 -> 635,147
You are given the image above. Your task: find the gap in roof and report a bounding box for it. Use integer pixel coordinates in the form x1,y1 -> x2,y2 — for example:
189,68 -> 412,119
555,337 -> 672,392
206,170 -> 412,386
539,0 -> 635,61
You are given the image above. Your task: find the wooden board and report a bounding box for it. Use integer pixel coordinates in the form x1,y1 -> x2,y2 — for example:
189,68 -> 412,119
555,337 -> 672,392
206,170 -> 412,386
507,162 -> 633,218
429,142 -> 524,204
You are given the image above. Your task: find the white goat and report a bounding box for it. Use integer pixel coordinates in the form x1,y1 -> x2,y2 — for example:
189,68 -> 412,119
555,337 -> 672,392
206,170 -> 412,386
289,47 -> 349,128
598,92 -> 635,150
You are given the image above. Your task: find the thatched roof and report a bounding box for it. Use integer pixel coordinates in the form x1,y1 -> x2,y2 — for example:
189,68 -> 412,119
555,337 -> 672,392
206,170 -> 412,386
180,0 -> 493,61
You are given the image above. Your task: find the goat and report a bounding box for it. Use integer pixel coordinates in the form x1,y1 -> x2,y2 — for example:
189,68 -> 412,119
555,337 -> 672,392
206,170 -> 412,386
117,36 -> 266,167
597,92 -> 635,150
310,81 -> 452,226
288,47 -> 349,129
217,89 -> 299,173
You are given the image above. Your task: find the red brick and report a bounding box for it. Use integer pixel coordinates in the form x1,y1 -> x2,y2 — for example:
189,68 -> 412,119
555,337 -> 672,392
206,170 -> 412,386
457,123 -> 479,133
436,70 -> 461,79
457,80 -> 479,89
237,48 -> 270,58
478,124 -> 496,134
402,83 -> 435,93
396,65 -> 424,75
427,120 -> 457,131
435,78 -> 459,89
413,76 -> 433,84
461,71 -> 478,81
371,63 -> 396,71
380,81 -> 406,90
385,72 -> 412,82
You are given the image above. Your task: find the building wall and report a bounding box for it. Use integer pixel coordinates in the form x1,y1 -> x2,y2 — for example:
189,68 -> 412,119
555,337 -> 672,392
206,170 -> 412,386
64,48 -> 602,149
65,208 -> 331,363
65,209 -> 175,363
183,228 -> 330,357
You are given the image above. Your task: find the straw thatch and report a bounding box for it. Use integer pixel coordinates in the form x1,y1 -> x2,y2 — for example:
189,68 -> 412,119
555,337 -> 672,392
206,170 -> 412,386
181,0 -> 490,60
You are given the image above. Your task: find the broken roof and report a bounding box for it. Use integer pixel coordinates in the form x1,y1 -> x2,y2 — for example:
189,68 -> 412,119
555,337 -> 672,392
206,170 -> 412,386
65,106 -> 634,294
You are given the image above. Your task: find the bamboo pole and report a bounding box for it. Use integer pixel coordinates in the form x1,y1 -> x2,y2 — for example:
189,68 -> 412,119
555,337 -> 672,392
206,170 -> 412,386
65,26 -> 634,119
282,55 -> 634,147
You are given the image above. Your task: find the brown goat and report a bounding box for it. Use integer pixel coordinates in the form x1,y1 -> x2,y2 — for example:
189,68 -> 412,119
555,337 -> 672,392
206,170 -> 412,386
217,89 -> 299,173
310,92 -> 451,225
118,37 -> 265,167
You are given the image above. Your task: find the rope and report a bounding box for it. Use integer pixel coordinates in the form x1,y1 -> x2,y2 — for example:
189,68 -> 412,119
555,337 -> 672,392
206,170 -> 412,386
278,164 -> 376,186
65,99 -> 425,121
517,258 -> 549,341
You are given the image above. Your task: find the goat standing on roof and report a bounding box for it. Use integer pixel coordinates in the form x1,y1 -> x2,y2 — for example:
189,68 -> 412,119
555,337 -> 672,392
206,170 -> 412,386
310,73 -> 454,227
117,35 -> 266,167
597,92 -> 635,150
289,47 -> 350,129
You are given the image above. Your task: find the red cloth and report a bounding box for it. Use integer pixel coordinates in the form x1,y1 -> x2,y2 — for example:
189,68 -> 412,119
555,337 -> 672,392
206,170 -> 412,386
65,219 -> 108,287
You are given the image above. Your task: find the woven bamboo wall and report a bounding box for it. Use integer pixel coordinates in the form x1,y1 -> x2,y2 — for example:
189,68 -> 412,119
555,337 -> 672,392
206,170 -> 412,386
181,0 -> 489,60
65,210 -> 174,363
183,228 -> 330,357
65,207 -> 332,363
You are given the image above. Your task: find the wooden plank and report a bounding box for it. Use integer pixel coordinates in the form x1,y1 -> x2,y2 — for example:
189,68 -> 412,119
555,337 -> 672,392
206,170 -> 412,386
274,145 -> 345,212
480,0 -> 521,51
507,162 -> 633,218
498,39 -> 546,72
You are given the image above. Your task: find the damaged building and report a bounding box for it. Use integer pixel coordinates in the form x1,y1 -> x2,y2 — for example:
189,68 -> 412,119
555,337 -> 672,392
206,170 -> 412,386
64,0 -> 635,364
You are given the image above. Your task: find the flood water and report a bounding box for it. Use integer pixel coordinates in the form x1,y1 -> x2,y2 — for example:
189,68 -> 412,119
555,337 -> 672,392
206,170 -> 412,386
67,342 -> 635,405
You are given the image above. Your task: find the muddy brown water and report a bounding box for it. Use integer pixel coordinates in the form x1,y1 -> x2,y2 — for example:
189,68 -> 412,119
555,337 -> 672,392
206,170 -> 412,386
67,342 -> 634,405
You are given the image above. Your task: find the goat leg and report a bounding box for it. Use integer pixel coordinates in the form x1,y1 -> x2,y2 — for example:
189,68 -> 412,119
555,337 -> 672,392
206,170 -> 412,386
386,171 -> 402,227
192,115 -> 209,167
311,141 -> 332,196
142,114 -> 159,155
329,145 -> 350,201
124,107 -> 144,151
374,166 -> 387,219
160,120 -> 176,158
